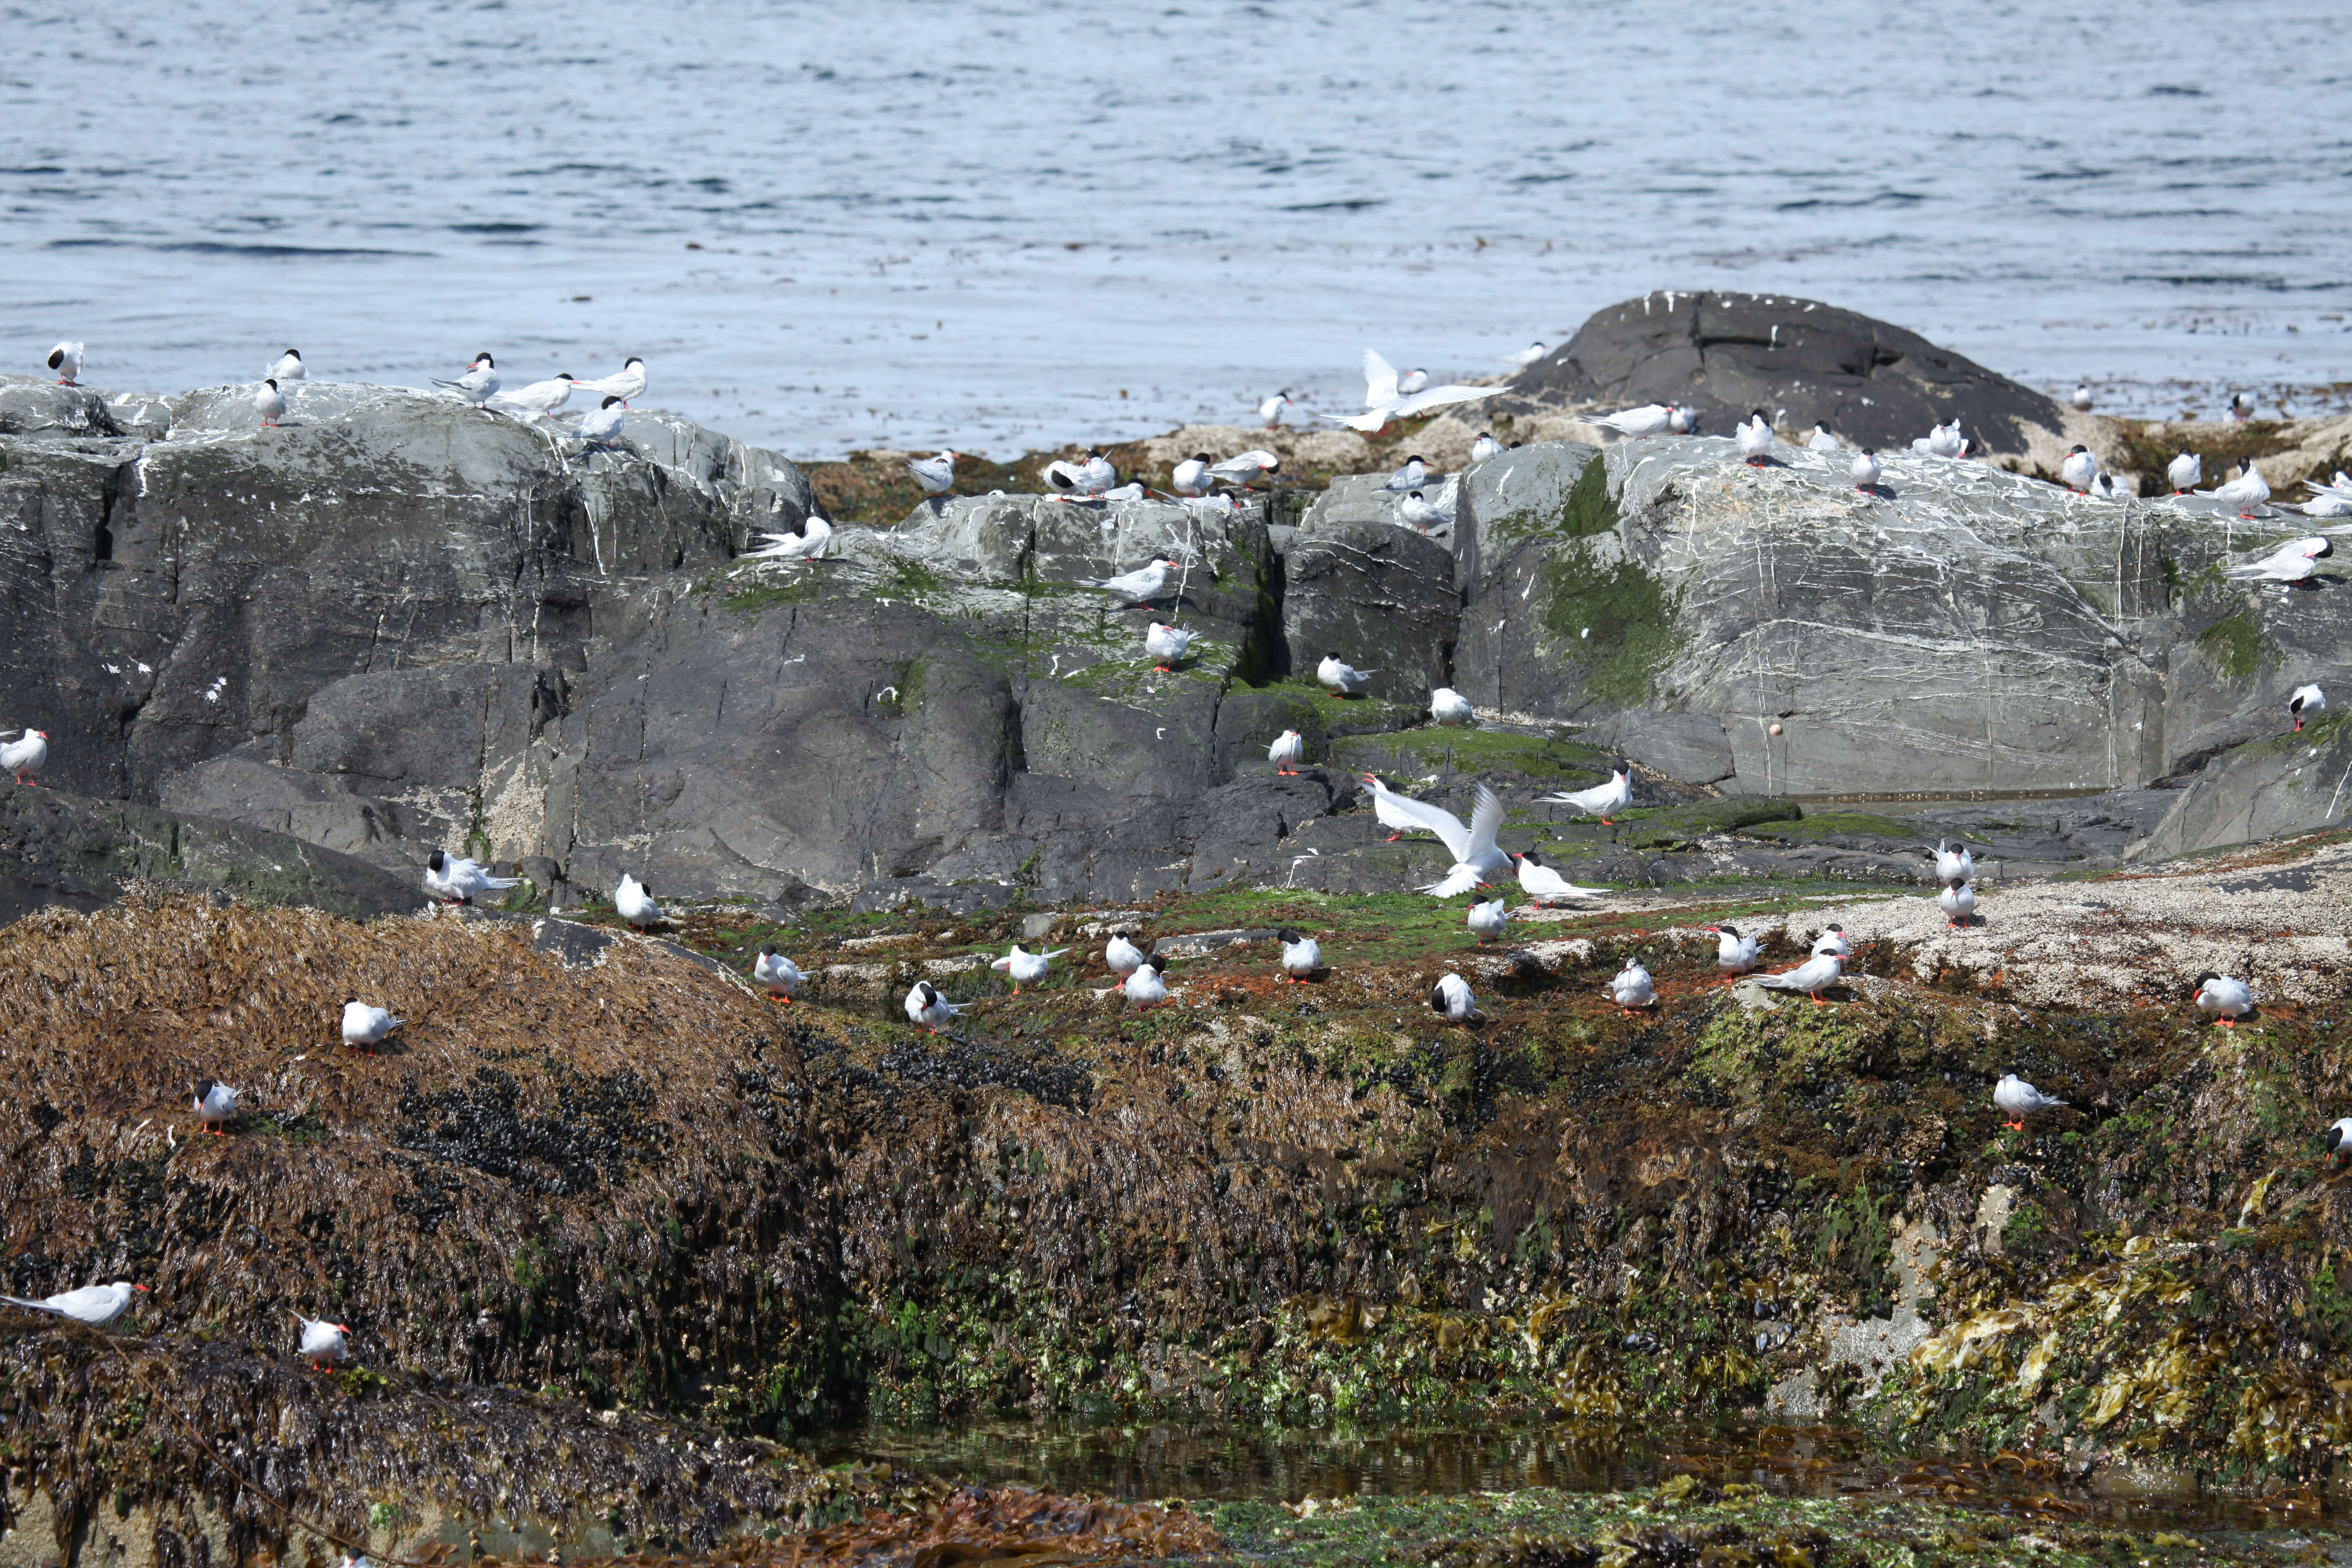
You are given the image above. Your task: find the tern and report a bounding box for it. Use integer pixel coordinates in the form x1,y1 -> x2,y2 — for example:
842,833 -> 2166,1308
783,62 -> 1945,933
45,340 -> 84,385
2071,382 -> 2094,412
905,980 -> 965,1032
1397,491 -> 1447,531
0,1282 -> 146,1326
1277,929 -> 1321,982
269,348 -> 307,382
294,1313 -> 353,1370
753,947 -> 803,1002
1507,341 -> 1549,371
1938,881 -> 1976,928
1208,450 -> 1279,489
2167,452 -> 2202,494
431,353 -> 500,406
2229,392 -> 2254,423
1850,450 -> 1881,490
340,999 -> 401,1055
1467,898 -> 1509,945
1268,729 -> 1306,775
1736,410 -> 1774,465
1429,687 -> 1475,726
576,395 -> 627,450
2060,446 -> 2099,494
255,379 -> 288,428
1430,972 -> 1481,1026
906,451 -> 957,496
490,373 -> 577,420
194,1081 -> 240,1135
1259,391 -> 1294,428
2328,1117 -> 2352,1160
1395,781 -> 1509,897
2289,683 -> 2326,732
1812,925 -> 1851,958
1591,404 -> 1676,440
1753,951 -> 1843,1005
1470,433 -> 1501,463
990,943 -> 1068,994
1045,451 -> 1117,498
1994,1073 -> 2066,1130
1076,559 -> 1175,607
1511,850 -> 1608,905
1806,426 -> 1840,451
2226,536 -> 2330,583
2191,972 -> 2254,1026
1317,654 -> 1375,697
1145,622 -> 1193,671
751,513 -> 833,561
1122,955 -> 1172,1008
2210,463 -> 2272,518
3,727 -> 49,785
423,850 -> 518,905
577,356 -> 646,406
1921,420 -> 1966,460
1325,350 -> 1503,433
1707,924 -> 1761,977
1547,769 -> 1631,825
1669,405 -> 1700,435
1934,840 -> 1975,885
1397,369 -> 1431,396
1104,934 -> 1146,976
614,874 -> 663,929
1384,455 -> 1429,492
1171,453 -> 1212,496
1609,960 -> 1656,1014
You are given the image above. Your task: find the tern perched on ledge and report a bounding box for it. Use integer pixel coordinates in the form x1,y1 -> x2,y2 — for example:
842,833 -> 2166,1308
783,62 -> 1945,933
1933,840 -> 1975,885
905,980 -> 965,1032
1608,960 -> 1656,1014
1122,955 -> 1173,1009
1994,1073 -> 2066,1130
194,1081 -> 240,1135
255,379 -> 288,429
1429,687 -> 1475,727
751,513 -> 833,560
341,999 -> 401,1055
1429,972 -> 1481,1026
906,450 -> 957,496
990,943 -> 1067,994
1323,350 -> 1504,433
1511,851 -> 1608,905
1548,769 -> 1631,825
1707,924 -> 1761,977
1259,391 -> 1294,428
1754,951 -> 1843,1005
1850,450 -> 1882,491
575,356 -> 646,407
294,1313 -> 353,1370
431,352 -> 500,406
1171,453 -> 1211,495
46,340 -> 84,385
1736,411 -> 1775,465
2290,684 -> 2327,732
424,850 -> 518,905
753,948 -> 804,1003
2,727 -> 47,786
1317,653 -> 1375,697
1145,622 -> 1193,671
1812,925 -> 1851,958
1467,897 -> 1509,945
269,348 -> 307,382
1076,558 -> 1176,608
2167,451 -> 2202,494
1267,729 -> 1306,775
1045,451 -> 1117,498
2227,536 -> 2331,584
2192,972 -> 2254,1027
1591,404 -> 1676,440
1104,933 -> 1145,977
0,1281 -> 145,1326
1209,450 -> 1279,489
2209,462 -> 2272,518
1939,881 -> 1977,928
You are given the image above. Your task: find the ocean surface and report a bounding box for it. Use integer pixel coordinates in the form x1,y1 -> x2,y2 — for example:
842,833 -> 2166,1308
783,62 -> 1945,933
3,0 -> 2347,461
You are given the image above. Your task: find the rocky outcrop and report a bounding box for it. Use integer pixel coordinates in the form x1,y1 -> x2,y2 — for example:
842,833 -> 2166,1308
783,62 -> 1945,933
1499,291 -> 2079,462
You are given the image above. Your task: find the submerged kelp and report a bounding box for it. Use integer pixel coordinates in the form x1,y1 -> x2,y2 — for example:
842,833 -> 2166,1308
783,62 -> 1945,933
10,848 -> 2352,1553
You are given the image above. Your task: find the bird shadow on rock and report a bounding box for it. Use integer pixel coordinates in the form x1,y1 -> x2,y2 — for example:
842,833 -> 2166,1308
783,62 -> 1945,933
1857,482 -> 1899,500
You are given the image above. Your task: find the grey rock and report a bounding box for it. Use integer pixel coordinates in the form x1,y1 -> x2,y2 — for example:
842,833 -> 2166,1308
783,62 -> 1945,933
2130,720 -> 2352,861
0,784 -> 418,924
1279,520 -> 1458,702
1579,710 -> 1734,786
1502,292 -> 2071,458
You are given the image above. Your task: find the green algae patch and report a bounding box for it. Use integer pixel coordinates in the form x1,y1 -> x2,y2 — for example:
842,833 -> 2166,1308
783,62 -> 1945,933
2195,603 -> 2278,684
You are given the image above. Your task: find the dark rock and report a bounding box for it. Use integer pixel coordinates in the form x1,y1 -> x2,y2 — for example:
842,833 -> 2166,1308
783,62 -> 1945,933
0,783 -> 418,922
2131,716 -> 2352,861
1579,709 -> 1735,786
1503,291 -> 2073,458
1279,519 -> 1458,703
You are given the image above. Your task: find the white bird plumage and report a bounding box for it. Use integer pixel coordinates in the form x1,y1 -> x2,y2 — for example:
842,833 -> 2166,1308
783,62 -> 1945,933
906,450 -> 957,496
255,378 -> 288,428
0,1281 -> 144,1326
1467,897 -> 1509,945
431,353 -> 500,405
2167,452 -> 2202,495
989,943 -> 1068,993
1994,1073 -> 2066,1128
1267,729 -> 1306,775
576,395 -> 627,450
1316,654 -> 1375,696
2226,536 -> 2331,583
575,356 -> 645,406
1470,433 -> 1501,464
490,373 -> 576,420
1362,776 -> 1507,895
752,512 -> 833,561
1145,622 -> 1194,670
194,1081 -> 240,1134
2060,446 -> 2100,494
1507,341 -> 1549,370
423,850 -> 518,905
1104,934 -> 1145,976
1753,951 -> 1844,1004
1045,451 -> 1117,498
1429,971 -> 1480,1025
1258,392 -> 1293,428
1591,404 -> 1676,440
46,340 -> 84,385
2192,972 -> 2254,1026
269,349 -> 306,382
1122,956 -> 1172,1008
1075,559 -> 1175,606
614,874 -> 663,928
295,1313 -> 352,1367
1277,929 -> 1321,981
1171,453 -> 1211,495
1933,840 -> 1975,885
905,980 -> 965,1032
1324,350 -> 1503,432
1208,450 -> 1279,489
2210,462 -> 2272,518
1511,850 -> 1609,905
1397,490 -> 1448,532
1707,924 -> 1761,975
341,999 -> 401,1053
1547,769 -> 1631,824
1429,687 -> 1475,727
1939,881 -> 1976,928
1850,450 -> 1881,490
1608,960 -> 1656,1013
753,947 -> 804,1002
3,727 -> 49,785
1382,455 -> 1428,493
2290,683 -> 2327,732
1806,425 -> 1841,452
1812,925 -> 1851,958
1736,411 -> 1774,465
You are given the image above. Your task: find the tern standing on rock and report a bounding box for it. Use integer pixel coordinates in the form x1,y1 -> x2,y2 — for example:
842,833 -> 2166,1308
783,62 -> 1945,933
1934,840 -> 1975,885
1609,960 -> 1656,1014
1123,955 -> 1172,1009
1512,850 -> 1609,905
0,1281 -> 146,1326
614,874 -> 663,929
1508,341 -> 1549,370
1259,391 -> 1294,428
255,379 -> 288,428
1939,881 -> 1977,928
2227,536 -> 2330,584
46,340 -> 84,385
1813,925 -> 1851,958
1755,951 -> 1843,1005
2192,972 -> 2254,1026
1397,491 -> 1447,531
269,348 -> 307,382
1268,730 -> 1305,775
1383,455 -> 1428,492
1707,924 -> 1761,977
1850,450 -> 1881,491
2210,463 -> 2272,518
341,999 -> 401,1054
2060,446 -> 2099,493
1994,1073 -> 2066,1130
577,396 -> 627,451
294,1313 -> 352,1370
1470,433 -> 1501,463
194,1081 -> 240,1135
1548,769 -> 1631,825
424,850 -> 518,905
431,353 -> 500,406
753,948 -> 803,1003
1209,450 -> 1279,489
2168,452 -> 2202,495
1145,622 -> 1193,671
3,728 -> 48,785
577,356 -> 646,407
2290,684 -> 2326,732
1467,897 -> 1509,945
1171,453 -> 1211,496
1593,404 -> 1676,440
1076,559 -> 1174,608
1430,972 -> 1481,1025
1807,426 -> 1840,452
1429,687 -> 1475,727
905,980 -> 965,1032
1104,933 -> 1145,977
1278,929 -> 1321,982
1737,411 -> 1774,465
906,451 -> 957,496
1317,654 -> 1375,697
